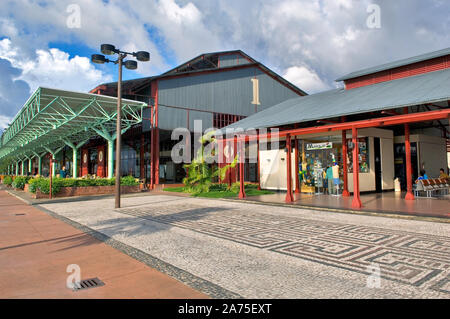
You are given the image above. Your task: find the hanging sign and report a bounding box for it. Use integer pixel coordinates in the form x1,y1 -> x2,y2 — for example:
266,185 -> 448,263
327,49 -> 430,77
306,142 -> 333,151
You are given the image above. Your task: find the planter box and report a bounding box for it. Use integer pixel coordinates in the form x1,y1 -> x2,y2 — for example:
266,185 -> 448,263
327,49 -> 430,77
24,184 -> 29,193
33,185 -> 141,199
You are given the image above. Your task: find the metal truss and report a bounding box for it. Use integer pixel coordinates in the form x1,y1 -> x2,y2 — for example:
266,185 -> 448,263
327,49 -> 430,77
0,87 -> 146,161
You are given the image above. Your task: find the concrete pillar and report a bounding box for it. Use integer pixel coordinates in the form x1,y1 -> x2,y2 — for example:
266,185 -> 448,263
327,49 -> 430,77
108,139 -> 114,179
52,156 -> 56,177
15,162 -> 19,176
28,158 -> 32,174
72,147 -> 78,178
351,127 -> 362,208
38,156 -> 42,176
21,160 -> 24,176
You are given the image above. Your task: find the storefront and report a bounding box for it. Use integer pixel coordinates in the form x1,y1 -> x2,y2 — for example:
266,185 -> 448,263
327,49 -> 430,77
259,128 -> 394,194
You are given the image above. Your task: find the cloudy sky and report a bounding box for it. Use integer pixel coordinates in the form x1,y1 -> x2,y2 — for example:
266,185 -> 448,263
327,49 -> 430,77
0,0 -> 449,131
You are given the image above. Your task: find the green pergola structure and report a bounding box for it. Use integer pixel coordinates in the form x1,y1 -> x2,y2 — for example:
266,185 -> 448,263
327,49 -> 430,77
0,87 -> 146,178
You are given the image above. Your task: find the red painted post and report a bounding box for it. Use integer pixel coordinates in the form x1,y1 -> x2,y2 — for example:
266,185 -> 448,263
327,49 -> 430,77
257,133 -> 261,190
49,156 -> 53,200
404,123 -> 415,200
342,130 -> 350,197
150,105 -> 154,190
238,137 -> 246,199
404,107 -> 415,200
285,134 -> 294,203
294,137 -> 300,194
351,127 -> 362,208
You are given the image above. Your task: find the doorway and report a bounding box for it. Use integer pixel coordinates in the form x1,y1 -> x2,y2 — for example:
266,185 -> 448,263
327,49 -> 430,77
374,138 -> 382,193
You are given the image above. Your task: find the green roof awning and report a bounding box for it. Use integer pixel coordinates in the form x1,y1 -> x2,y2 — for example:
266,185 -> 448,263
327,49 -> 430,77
0,87 -> 146,160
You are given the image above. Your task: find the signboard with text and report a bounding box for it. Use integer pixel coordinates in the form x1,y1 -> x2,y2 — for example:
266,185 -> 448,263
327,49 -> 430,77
306,142 -> 333,151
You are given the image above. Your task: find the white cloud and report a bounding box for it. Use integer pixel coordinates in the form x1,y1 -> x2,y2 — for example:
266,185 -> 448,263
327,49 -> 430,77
0,38 -> 111,93
0,115 -> 13,131
283,66 -> 328,93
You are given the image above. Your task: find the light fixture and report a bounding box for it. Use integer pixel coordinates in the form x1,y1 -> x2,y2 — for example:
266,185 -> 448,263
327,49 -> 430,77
101,44 -> 116,55
90,44 -> 150,209
135,51 -> 150,62
91,54 -> 106,64
124,60 -> 138,70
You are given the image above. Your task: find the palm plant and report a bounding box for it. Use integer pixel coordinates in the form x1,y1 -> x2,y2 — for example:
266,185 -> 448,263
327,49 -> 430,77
183,131 -> 238,194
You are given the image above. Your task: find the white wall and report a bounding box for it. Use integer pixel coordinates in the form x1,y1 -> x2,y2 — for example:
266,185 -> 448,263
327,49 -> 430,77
259,148 -> 296,191
419,140 -> 447,178
381,138 -> 395,190
394,134 -> 448,178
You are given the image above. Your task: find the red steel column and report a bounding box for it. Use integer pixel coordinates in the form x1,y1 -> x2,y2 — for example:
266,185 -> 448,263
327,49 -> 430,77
238,137 -> 246,199
351,127 -> 362,208
342,130 -> 350,197
285,134 -> 294,203
294,137 -> 300,194
257,133 -> 261,190
404,107 -> 414,200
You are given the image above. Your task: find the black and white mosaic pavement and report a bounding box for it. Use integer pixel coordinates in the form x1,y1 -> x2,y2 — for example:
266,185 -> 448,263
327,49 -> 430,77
120,202 -> 450,294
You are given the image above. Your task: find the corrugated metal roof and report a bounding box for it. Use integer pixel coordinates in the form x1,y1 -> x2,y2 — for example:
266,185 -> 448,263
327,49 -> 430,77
336,47 -> 450,81
226,68 -> 450,131
93,50 -> 308,96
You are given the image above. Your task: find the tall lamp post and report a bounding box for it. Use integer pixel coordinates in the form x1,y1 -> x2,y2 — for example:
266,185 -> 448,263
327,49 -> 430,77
91,44 -> 150,208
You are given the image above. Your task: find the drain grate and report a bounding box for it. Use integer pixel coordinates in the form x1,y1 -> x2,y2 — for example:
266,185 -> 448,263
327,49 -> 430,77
73,278 -> 105,291
15,213 -> 26,216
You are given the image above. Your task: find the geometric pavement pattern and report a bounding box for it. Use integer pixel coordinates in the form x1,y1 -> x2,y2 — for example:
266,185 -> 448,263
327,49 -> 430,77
120,202 -> 450,294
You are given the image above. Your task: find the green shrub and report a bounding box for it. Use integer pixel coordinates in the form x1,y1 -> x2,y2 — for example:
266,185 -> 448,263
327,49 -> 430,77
120,176 -> 139,186
12,176 -> 27,189
28,176 -> 138,194
3,176 -> 13,186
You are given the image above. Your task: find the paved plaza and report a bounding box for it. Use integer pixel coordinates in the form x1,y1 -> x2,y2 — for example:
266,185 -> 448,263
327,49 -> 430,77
0,190 -> 207,299
32,192 -> 450,299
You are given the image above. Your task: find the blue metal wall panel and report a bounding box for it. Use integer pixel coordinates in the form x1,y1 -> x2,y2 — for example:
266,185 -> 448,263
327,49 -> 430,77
188,110 -> 213,131
219,54 -> 250,68
158,105 -> 188,131
157,66 -> 299,130
142,107 -> 152,132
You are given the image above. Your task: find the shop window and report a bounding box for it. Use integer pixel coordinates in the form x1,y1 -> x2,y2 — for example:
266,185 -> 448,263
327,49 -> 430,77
300,141 -> 342,191
347,137 -> 370,173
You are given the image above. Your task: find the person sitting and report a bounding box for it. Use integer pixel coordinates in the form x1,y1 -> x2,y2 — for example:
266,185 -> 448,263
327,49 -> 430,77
416,170 -> 428,183
439,168 -> 449,179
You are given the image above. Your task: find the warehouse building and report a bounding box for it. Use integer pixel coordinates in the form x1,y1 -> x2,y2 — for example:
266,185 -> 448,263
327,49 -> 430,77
225,47 -> 450,208
0,50 -> 307,187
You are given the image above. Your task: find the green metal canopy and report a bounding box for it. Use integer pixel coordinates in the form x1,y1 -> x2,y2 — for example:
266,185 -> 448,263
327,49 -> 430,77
0,87 -> 146,162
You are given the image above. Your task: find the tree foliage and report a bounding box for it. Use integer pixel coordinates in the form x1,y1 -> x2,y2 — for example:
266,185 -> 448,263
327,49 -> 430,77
183,131 -> 238,195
